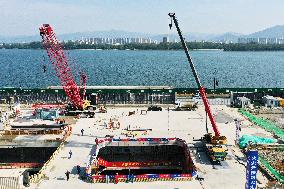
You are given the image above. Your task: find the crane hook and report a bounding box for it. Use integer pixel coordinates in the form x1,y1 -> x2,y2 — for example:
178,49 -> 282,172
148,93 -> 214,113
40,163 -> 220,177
169,18 -> 173,30
43,65 -> 47,73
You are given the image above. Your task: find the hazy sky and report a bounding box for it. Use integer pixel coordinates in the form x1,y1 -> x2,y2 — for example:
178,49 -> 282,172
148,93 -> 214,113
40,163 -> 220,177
1,0 -> 284,36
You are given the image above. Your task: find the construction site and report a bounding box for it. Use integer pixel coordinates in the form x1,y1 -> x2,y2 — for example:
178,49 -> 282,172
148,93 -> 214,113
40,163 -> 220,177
0,13 -> 283,189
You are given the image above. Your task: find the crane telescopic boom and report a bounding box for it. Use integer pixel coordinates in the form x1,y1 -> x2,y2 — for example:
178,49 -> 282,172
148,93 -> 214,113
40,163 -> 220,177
168,13 -> 221,137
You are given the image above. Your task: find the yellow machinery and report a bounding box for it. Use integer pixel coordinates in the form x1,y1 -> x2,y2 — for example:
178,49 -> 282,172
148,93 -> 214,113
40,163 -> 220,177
83,99 -> 96,110
203,133 -> 228,162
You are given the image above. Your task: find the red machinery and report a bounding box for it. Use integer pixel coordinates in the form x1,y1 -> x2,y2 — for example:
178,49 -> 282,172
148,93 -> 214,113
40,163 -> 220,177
39,24 -> 85,110
31,104 -> 65,109
168,13 -> 221,137
168,13 -> 227,163
79,71 -> 87,100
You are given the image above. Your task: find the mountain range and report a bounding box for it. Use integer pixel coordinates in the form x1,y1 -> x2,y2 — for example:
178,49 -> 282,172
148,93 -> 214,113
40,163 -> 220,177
1,25 -> 284,43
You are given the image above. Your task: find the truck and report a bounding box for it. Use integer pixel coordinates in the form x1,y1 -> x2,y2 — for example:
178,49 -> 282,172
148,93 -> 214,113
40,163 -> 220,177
174,101 -> 197,111
202,133 -> 228,162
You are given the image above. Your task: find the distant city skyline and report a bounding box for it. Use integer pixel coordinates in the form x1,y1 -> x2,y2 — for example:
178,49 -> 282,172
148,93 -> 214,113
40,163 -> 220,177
79,37 -> 159,45
1,0 -> 284,36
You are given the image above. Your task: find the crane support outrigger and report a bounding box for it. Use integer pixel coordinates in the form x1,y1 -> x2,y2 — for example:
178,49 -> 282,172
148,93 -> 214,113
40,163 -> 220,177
168,13 -> 227,162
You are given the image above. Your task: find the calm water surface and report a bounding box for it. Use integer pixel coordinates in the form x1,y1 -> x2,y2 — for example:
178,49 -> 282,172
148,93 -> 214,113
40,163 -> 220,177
0,49 -> 283,88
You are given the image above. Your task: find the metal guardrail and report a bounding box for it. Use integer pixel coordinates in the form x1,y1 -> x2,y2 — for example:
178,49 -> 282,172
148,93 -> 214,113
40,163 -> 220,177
259,156 -> 284,184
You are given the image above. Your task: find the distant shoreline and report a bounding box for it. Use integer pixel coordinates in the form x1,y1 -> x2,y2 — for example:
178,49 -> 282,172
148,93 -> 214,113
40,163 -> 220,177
1,41 -> 284,51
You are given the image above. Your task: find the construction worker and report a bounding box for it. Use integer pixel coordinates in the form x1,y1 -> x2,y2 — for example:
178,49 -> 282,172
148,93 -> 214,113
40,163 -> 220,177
68,150 -> 72,159
65,170 -> 70,181
114,173 -> 119,184
77,165 -> 81,175
81,128 -> 84,136
106,175 -> 109,184
130,174 -> 134,183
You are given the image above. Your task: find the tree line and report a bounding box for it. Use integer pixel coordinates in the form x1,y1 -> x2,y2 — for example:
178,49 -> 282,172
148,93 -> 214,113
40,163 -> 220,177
1,41 -> 284,51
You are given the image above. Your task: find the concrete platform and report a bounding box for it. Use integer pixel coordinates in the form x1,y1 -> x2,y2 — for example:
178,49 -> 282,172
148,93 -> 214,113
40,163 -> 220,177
29,105 -> 271,189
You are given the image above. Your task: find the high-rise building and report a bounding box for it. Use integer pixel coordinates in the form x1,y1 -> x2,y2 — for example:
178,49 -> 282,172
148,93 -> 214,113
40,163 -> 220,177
162,37 -> 169,43
259,38 -> 267,44
238,38 -> 248,44
267,38 -> 277,44
277,38 -> 284,44
78,37 -> 156,45
247,38 -> 259,43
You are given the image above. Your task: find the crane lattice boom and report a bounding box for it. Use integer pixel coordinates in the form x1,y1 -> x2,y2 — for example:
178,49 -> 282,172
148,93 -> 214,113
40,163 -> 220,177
80,71 -> 87,100
39,24 -> 84,109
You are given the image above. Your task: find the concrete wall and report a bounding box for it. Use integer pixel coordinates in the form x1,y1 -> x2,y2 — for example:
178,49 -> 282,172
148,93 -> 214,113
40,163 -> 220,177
96,93 -> 175,105
0,92 -> 175,105
0,147 -> 57,163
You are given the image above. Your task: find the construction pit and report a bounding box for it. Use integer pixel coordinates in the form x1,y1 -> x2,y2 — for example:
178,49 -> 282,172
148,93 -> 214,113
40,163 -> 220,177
0,132 -> 68,187
88,138 -> 196,183
1,105 -> 283,189
0,109 -> 73,187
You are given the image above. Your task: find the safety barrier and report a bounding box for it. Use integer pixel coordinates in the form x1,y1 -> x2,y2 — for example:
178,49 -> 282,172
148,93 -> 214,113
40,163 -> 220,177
92,173 -> 195,183
239,109 -> 284,141
86,137 -> 196,183
85,137 -> 178,171
239,109 -> 284,183
96,157 -> 177,168
0,163 -> 42,169
259,156 -> 284,183
3,129 -> 63,136
28,126 -> 72,183
31,103 -> 65,109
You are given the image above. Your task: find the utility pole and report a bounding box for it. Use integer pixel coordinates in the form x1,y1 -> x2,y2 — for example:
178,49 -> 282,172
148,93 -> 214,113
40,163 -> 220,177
234,119 -> 241,145
213,69 -> 218,92
167,107 -> 170,133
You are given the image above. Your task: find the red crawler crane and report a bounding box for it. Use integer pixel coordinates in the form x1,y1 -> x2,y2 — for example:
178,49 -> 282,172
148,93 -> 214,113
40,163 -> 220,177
39,24 -> 85,110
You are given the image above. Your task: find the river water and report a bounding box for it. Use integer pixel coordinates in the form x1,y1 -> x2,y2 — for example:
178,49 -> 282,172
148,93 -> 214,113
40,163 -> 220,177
0,49 -> 283,88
